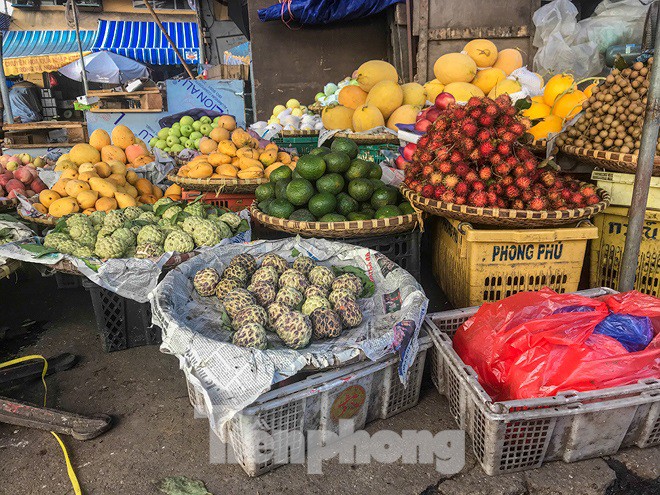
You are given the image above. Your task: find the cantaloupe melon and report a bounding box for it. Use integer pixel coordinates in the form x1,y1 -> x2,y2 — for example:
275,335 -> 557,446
471,68 -> 507,95
434,53 -> 477,84
111,125 -> 135,149
352,103 -> 385,132
365,80 -> 403,119
387,105 -> 419,131
443,82 -> 484,102
321,105 -> 354,131
355,60 -> 399,92
493,48 -> 523,76
89,129 -> 111,151
423,79 -> 445,103
101,145 -> 127,164
463,39 -> 498,68
401,83 -> 427,106
69,144 -> 101,166
338,85 -> 369,110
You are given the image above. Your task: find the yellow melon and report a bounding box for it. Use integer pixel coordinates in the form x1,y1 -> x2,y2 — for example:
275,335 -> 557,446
464,39 -> 498,68
443,82 -> 484,102
434,53 -> 477,84
552,90 -> 587,119
493,48 -> 523,76
543,74 -> 576,106
472,68 -> 507,95
488,79 -> 523,98
386,105 -> 420,131
355,60 -> 399,92
528,115 -> 563,140
352,103 -> 385,132
69,144 -> 101,166
111,125 -> 135,149
101,145 -> 127,164
89,129 -> 111,151
365,80 -> 403,119
321,105 -> 355,131
423,79 -> 445,103
338,85 -> 369,110
401,82 -> 427,106
522,100 -> 551,120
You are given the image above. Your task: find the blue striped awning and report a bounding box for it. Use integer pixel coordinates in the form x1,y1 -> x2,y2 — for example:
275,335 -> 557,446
2,29 -> 97,58
93,20 -> 199,65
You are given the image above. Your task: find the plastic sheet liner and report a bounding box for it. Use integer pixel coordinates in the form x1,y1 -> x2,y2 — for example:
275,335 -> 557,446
453,288 -> 660,400
258,0 -> 402,25
151,236 -> 428,438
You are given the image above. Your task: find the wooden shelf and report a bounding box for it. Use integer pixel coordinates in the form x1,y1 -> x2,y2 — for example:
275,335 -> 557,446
89,108 -> 164,113
2,121 -> 86,131
3,142 -> 79,149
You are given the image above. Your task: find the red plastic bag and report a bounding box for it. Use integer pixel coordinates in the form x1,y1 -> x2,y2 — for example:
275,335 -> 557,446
453,288 -> 660,401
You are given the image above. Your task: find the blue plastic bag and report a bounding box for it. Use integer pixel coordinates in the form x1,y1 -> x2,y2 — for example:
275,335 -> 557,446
594,313 -> 654,352
258,0 -> 402,25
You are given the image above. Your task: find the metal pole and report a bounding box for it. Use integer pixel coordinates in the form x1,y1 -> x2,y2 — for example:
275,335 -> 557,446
142,0 -> 196,79
71,0 -> 89,95
618,21 -> 660,291
193,0 -> 207,65
0,31 -> 13,124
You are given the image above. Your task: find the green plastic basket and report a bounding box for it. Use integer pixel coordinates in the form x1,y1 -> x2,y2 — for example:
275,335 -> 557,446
357,144 -> 400,164
273,136 -> 319,155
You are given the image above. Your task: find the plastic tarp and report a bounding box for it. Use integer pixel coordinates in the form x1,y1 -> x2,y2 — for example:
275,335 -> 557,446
258,0 -> 402,25
58,50 -> 149,85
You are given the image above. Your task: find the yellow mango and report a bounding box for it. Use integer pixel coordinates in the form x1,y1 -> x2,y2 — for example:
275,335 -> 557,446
237,169 -> 263,179
108,173 -> 126,187
259,149 -> 277,166
78,163 -> 96,174
108,160 -> 127,175
60,168 -> 79,180
95,196 -> 118,211
88,177 -> 118,198
77,190 -> 99,209
164,183 -> 182,198
65,180 -> 91,198
265,143 -> 278,152
125,184 -> 139,198
115,191 -> 137,208
126,170 -> 139,185
216,163 -> 238,177
48,197 -> 79,217
39,190 -> 61,208
94,162 -> 112,178
152,184 -> 163,199
52,179 -> 71,197
230,129 -> 252,148
188,161 -> 214,179
217,140 -> 237,156
238,157 -> 264,171
237,147 -> 259,160
277,152 -> 291,165
264,163 -> 284,179
208,152 -> 232,166
33,203 -> 47,214
135,178 -> 153,196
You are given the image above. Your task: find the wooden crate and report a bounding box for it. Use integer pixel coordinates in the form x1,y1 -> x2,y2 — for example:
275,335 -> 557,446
88,89 -> 164,113
2,121 -> 88,148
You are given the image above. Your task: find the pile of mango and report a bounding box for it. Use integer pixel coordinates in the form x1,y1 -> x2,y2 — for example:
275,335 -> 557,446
177,127 -> 297,180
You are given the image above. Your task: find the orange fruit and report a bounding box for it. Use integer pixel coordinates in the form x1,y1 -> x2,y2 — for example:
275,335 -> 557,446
543,74 -> 576,106
528,115 -> 563,140
552,90 -> 587,119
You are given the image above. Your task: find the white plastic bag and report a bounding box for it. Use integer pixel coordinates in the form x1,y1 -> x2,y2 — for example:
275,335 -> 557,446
534,32 -> 602,80
532,0 -> 579,48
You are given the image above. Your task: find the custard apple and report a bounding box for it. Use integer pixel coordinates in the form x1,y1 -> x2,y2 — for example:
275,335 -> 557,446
111,227 -> 136,248
329,289 -> 356,308
233,323 -> 268,350
130,225 -> 141,236
123,206 -> 143,221
308,266 -> 335,289
247,281 -> 277,307
275,286 -> 303,309
279,268 -> 309,292
163,230 -> 195,253
302,295 -> 331,316
207,216 -> 233,239
181,216 -> 198,236
215,278 -> 242,300
161,205 -> 183,223
267,302 -> 290,329
191,219 -> 221,247
67,222 -> 96,249
94,236 -> 125,259
97,226 -> 113,238
305,285 -> 329,299
275,311 -> 312,349
222,263 -> 249,285
137,225 -> 165,246
65,214 -> 91,230
138,211 -> 158,223
232,304 -> 268,330
88,210 -> 106,227
193,268 -> 220,297
335,298 -> 363,328
293,256 -> 315,275
261,253 -> 289,275
251,266 -> 279,286
135,243 -> 164,259
218,212 -> 241,229
223,288 -> 255,318
57,239 -> 82,255
332,273 -> 363,297
159,219 -> 180,233
310,308 -> 343,339
72,245 -> 95,258
124,246 -> 137,258
230,253 -> 257,275
103,210 -> 126,230
44,232 -> 71,250
153,197 -> 174,212
184,202 -> 207,218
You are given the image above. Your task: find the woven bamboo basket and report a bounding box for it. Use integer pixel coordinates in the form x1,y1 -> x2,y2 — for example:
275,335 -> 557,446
401,185 -> 610,228
0,258 -> 21,280
0,198 -> 18,212
250,203 -> 420,238
167,173 -> 267,193
17,209 -> 57,226
280,129 -> 319,137
561,145 -> 660,175
333,132 -> 400,145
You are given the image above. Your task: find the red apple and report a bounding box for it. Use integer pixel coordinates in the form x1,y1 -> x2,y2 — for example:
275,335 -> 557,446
14,166 -> 34,185
402,143 -> 417,161
435,92 -> 456,110
395,155 -> 409,170
416,107 -> 429,122
426,106 -> 441,122
414,119 -> 432,133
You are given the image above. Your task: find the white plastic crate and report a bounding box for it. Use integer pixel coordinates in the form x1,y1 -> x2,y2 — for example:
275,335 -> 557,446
425,288 -> 660,475
186,336 -> 432,476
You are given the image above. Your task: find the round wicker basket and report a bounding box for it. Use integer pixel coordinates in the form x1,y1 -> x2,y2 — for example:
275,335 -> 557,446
280,130 -> 319,137
17,209 -> 57,226
167,173 -> 267,193
0,198 -> 18,212
250,203 -> 420,238
401,185 -> 610,228
561,145 -> 660,175
333,132 -> 399,145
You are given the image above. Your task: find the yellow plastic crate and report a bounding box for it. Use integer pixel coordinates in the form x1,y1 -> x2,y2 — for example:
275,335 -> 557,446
591,170 -> 660,210
590,206 -> 660,296
432,218 -> 598,308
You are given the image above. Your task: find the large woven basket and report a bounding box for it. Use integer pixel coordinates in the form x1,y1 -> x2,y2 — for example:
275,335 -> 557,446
250,203 -> 420,238
561,145 -> 660,175
280,129 -> 319,137
167,173 -> 267,193
402,185 -> 610,228
0,198 -> 18,212
17,209 -> 57,226
333,132 -> 399,145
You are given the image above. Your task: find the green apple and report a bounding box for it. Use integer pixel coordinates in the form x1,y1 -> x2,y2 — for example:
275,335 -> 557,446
168,128 -> 181,138
183,139 -> 193,149
200,116 -> 212,125
171,122 -> 181,130
180,124 -> 193,137
155,139 -> 167,149
189,131 -> 203,141
166,135 -> 179,147
170,144 -> 184,153
211,122 -> 219,128
164,147 -> 171,153
180,115 -> 194,126
157,128 -> 170,139
192,120 -> 202,131
194,138 -> 201,149
200,123 -> 212,136
213,116 -> 221,125
149,137 -> 158,147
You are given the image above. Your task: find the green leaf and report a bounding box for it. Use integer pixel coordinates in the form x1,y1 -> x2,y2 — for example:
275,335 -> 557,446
139,204 -> 153,212
291,248 -> 300,257
20,244 -> 59,258
332,265 -> 375,298
131,219 -> 151,227
515,98 -> 532,112
155,201 -> 181,218
235,219 -> 249,234
82,259 -> 101,272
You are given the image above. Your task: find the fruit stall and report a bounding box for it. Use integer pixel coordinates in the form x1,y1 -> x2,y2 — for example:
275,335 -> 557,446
0,2 -> 659,489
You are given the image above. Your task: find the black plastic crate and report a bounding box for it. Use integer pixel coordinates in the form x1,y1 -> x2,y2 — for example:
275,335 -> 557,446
82,278 -> 161,352
254,225 -> 421,281
55,272 -> 82,290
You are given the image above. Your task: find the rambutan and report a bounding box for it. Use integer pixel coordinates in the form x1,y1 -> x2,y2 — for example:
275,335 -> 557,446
517,148 -> 534,161
490,154 -> 503,166
523,159 -> 537,173
528,196 -> 548,211
497,142 -> 512,156
581,184 -> 597,197
455,196 -> 467,205
430,172 -> 444,186
494,163 -> 512,176
418,150 -> 433,163
494,94 -> 512,109
479,167 -> 493,180
414,183 -> 423,193
477,129 -> 491,142
472,180 -> 486,192
455,182 -> 469,196
449,150 -> 463,164
461,138 -> 476,152
496,198 -> 507,208
438,161 -> 453,174
501,131 -> 517,143
547,190 -> 561,202
540,171 -> 556,187
509,122 -> 525,136
511,199 -> 525,210
465,171 -> 478,183
484,104 -> 499,117
521,190 -> 534,202
455,163 -> 470,178
487,192 -> 498,206
466,97 -> 482,109
421,165 -> 434,177
421,185 -> 434,198
561,189 -> 572,201
468,108 -> 482,120
468,191 -> 488,207
586,195 -> 601,205
499,115 -> 514,127
478,141 -> 495,158
435,148 -> 450,162
505,185 -> 520,199
568,181 -> 580,192
505,106 -> 517,117
418,136 -> 430,147
443,174 -> 460,189
453,108 -> 467,120
515,176 -> 531,190
478,114 -> 494,127
441,190 -> 456,203
462,120 -> 479,137
433,186 -> 445,201
513,165 -> 526,178
571,192 -> 585,206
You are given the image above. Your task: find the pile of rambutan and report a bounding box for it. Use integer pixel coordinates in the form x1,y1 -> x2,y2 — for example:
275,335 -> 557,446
403,94 -> 600,210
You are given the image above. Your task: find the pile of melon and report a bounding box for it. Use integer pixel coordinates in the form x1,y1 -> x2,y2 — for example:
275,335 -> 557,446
321,60 -> 427,133
428,40 -> 527,102
33,125 -> 181,218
